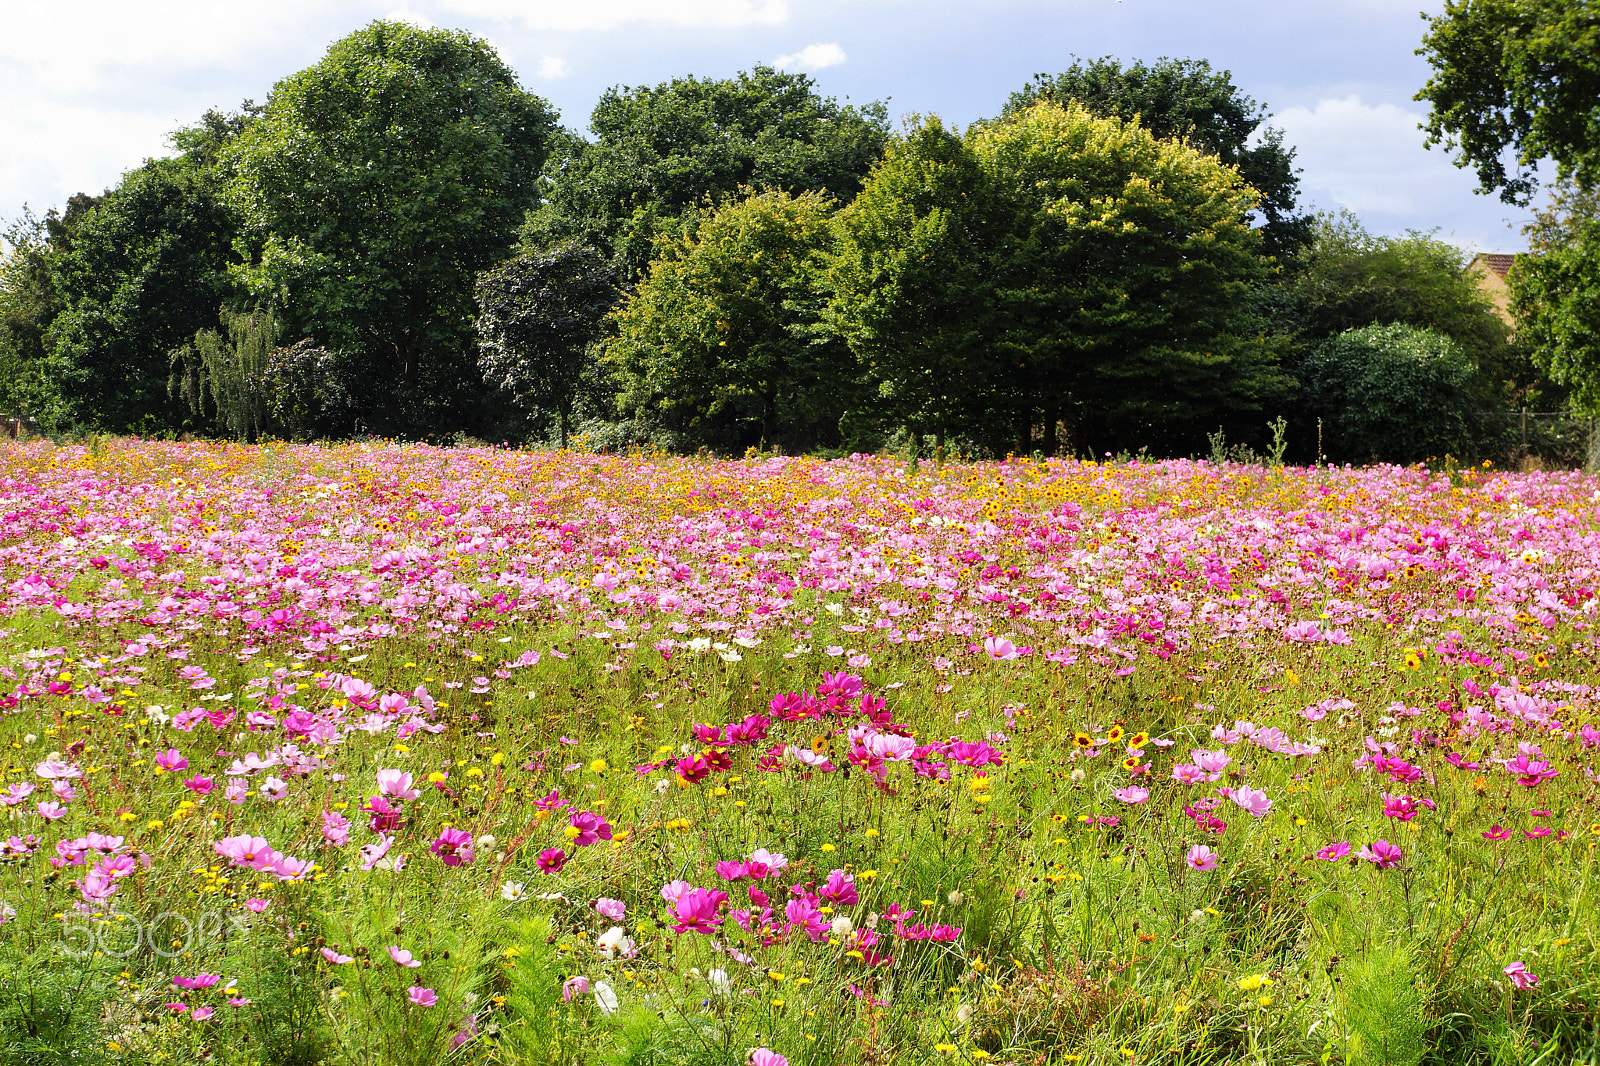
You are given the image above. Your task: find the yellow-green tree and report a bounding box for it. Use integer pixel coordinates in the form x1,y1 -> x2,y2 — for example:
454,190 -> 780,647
605,189 -> 848,453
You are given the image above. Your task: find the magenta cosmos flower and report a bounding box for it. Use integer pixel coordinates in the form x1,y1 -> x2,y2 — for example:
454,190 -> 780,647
1503,961 -> 1538,990
567,811 -> 613,847
537,848 -> 568,874
1315,841 -> 1352,861
430,827 -> 475,867
749,1050 -> 789,1066
1185,844 -> 1220,871
671,887 -> 729,934
1356,840 -> 1404,869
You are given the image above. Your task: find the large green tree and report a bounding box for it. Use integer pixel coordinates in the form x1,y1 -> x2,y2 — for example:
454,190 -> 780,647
1264,212 -> 1530,401
228,20 -> 558,437
605,188 -> 847,453
1416,0 -> 1600,205
1509,180 -> 1600,410
525,67 -> 888,279
1006,57 -> 1311,258
972,102 -> 1289,455
44,160 -> 240,432
827,116 -> 1006,449
475,241 -> 619,449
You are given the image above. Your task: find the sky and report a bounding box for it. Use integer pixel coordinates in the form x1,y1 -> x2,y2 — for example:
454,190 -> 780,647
0,0 -> 1545,253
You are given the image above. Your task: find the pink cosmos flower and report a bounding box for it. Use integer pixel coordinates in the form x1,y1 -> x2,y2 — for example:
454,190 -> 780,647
744,848 -> 788,878
388,946 -> 422,968
321,810 -> 350,847
567,811 -> 613,847
536,848 -> 568,874
375,769 -> 420,801
1231,787 -> 1273,818
154,749 -> 188,773
172,974 -> 220,990
191,1005 -> 215,1021
1503,961 -> 1538,990
1315,841 -> 1352,861
562,976 -> 591,1001
1185,845 -> 1220,871
982,637 -> 1020,661
244,899 -> 270,913
660,879 -> 693,904
1356,839 -> 1404,869
671,887 -> 729,934
1113,786 -> 1150,804
407,986 -> 438,1006
1482,825 -> 1512,841
35,801 -> 66,820
215,835 -> 275,867
183,775 -> 215,795
359,834 -> 396,871
594,897 -> 626,920
320,947 -> 354,964
749,1051 -> 789,1066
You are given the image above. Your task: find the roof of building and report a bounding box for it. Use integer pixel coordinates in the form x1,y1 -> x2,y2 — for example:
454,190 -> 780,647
1470,252 -> 1517,278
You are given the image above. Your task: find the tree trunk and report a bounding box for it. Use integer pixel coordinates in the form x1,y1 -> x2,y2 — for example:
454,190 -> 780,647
1042,404 -> 1059,457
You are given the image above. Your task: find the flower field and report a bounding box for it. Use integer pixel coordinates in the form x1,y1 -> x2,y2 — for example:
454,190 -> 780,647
1,438 -> 1598,1065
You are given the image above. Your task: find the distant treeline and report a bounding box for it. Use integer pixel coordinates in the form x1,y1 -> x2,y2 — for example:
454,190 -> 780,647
0,21 -> 1559,462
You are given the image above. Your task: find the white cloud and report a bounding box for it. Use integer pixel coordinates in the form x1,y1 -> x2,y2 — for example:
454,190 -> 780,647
1273,94 -> 1457,217
385,7 -> 437,29
431,0 -> 788,32
773,42 -> 847,72
537,55 -> 571,79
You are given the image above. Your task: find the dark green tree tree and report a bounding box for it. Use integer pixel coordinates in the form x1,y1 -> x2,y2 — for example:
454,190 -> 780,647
227,20 -> 558,438
525,67 -> 888,279
1417,0 -> 1600,204
45,160 -> 240,432
475,241 -> 619,449
1266,212 -> 1529,398
827,116 -> 1006,450
1300,323 -> 1483,462
1006,57 -> 1311,258
1509,180 -> 1600,410
972,102 -> 1289,455
605,188 -> 847,453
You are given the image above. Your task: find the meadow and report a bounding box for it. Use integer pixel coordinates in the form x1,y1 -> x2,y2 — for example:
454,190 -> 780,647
0,438 -> 1596,1066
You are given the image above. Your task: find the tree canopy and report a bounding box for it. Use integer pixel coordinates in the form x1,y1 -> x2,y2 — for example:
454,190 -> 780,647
1510,180 -> 1600,411
1006,57 -> 1310,258
1416,0 -> 1600,204
227,20 -> 558,437
605,188 -> 847,454
476,241 -> 619,449
524,67 -> 889,278
45,159 -> 239,432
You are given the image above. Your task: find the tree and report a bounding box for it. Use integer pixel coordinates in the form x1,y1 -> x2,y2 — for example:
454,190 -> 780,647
169,306 -> 280,442
1509,180 -> 1600,410
1300,323 -> 1483,462
970,102 -> 1288,455
605,188 -> 847,453
1006,57 -> 1311,258
1416,0 -> 1600,205
475,241 -> 619,449
828,116 -> 1006,449
227,20 -> 558,437
45,160 -> 239,432
525,67 -> 888,279
1266,212 -> 1528,398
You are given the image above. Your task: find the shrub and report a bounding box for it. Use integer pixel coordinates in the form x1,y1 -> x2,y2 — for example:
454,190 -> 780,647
1298,322 -> 1483,463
